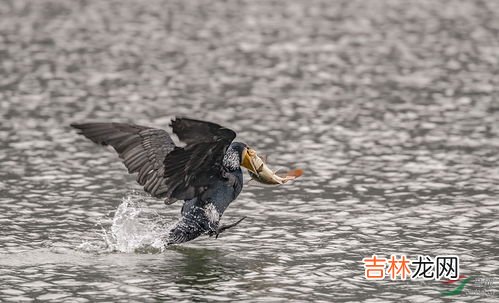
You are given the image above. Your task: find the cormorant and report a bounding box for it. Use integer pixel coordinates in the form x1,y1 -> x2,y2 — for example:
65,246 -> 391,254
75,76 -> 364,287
71,118 -> 262,244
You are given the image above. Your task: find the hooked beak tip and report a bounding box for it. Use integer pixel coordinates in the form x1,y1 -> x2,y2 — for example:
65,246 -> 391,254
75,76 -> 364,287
241,147 -> 258,173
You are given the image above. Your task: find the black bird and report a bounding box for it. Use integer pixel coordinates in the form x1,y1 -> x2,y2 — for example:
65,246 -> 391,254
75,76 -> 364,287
71,118 -> 258,244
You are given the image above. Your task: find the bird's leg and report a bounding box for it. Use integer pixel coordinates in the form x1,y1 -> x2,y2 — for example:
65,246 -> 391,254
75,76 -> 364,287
215,216 -> 247,239
209,216 -> 247,239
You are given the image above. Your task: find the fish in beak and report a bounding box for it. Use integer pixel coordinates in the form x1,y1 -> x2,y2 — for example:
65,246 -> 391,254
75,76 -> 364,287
241,147 -> 302,185
241,147 -> 259,174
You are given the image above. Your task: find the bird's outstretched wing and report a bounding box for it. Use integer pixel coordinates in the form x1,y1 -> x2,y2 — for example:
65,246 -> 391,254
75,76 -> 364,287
171,117 -> 236,145
70,122 -> 176,199
163,118 -> 236,200
71,118 -> 236,203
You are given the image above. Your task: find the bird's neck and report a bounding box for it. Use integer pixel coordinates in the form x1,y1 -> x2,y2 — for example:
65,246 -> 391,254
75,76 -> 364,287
222,148 -> 240,171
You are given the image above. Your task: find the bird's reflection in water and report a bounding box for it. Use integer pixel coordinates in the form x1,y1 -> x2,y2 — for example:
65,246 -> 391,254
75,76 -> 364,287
165,246 -> 243,288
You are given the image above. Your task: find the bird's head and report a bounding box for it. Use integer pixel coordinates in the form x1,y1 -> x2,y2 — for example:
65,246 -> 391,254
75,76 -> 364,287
223,142 -> 258,172
225,141 -> 303,184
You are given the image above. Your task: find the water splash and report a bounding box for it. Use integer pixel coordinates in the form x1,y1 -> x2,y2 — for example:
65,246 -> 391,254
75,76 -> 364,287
79,192 -> 173,254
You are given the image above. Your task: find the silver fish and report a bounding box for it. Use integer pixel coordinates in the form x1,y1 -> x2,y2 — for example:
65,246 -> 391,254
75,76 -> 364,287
242,148 -> 302,185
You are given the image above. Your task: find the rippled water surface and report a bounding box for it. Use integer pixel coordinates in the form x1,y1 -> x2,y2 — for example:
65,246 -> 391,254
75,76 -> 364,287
1,0 -> 499,302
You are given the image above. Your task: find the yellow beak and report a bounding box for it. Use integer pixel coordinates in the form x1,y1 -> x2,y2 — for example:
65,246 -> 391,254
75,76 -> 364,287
241,147 -> 258,174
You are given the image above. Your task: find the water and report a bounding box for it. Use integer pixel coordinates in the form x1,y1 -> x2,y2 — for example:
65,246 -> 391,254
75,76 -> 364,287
1,0 -> 498,302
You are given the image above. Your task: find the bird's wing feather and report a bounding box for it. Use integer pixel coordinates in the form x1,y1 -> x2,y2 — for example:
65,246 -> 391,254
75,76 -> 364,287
162,118 -> 237,200
171,117 -> 236,145
71,118 -> 237,203
70,122 -> 175,198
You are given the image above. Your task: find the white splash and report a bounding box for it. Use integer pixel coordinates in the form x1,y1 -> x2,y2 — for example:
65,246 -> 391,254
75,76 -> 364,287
79,192 -> 173,254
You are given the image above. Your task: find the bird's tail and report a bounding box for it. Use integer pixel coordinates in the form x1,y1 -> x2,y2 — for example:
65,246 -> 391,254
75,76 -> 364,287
166,215 -> 209,245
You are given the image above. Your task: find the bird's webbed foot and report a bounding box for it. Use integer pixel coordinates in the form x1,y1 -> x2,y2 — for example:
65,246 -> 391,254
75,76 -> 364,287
209,216 -> 247,239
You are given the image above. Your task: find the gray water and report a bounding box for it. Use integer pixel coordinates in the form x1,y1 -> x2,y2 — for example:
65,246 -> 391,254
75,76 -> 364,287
1,0 -> 498,302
